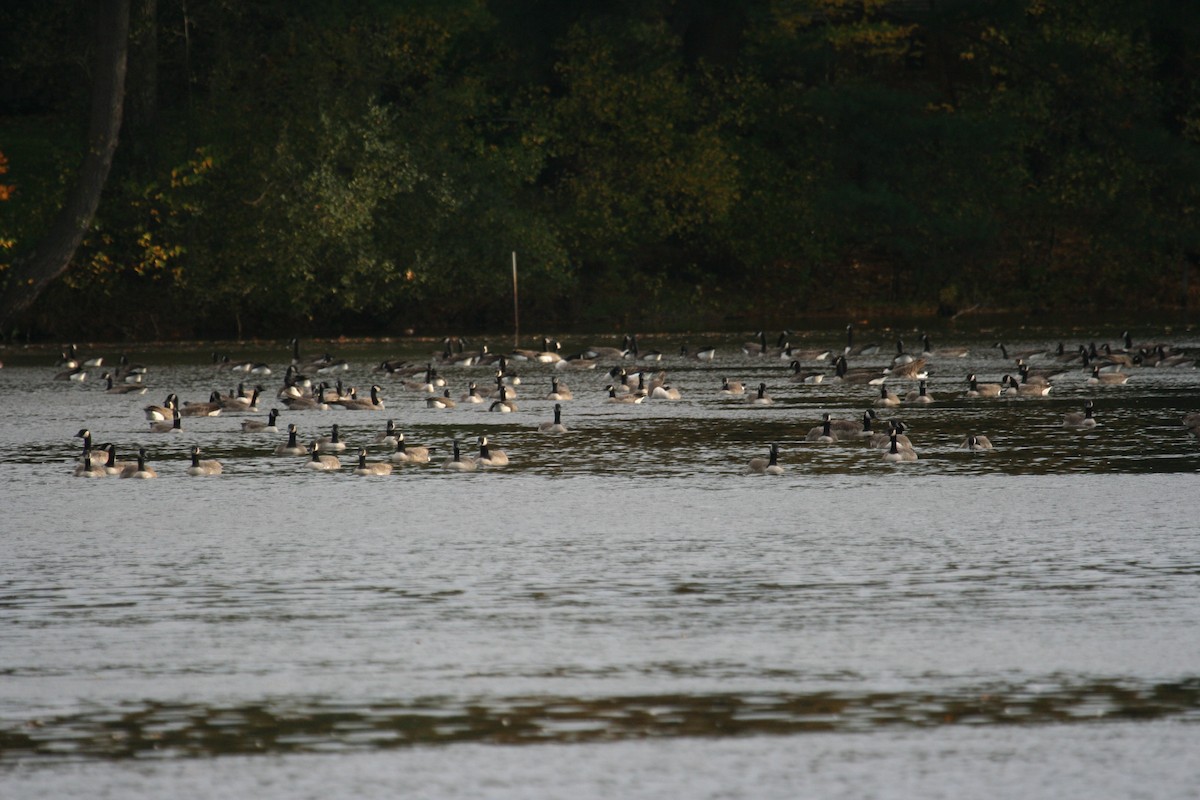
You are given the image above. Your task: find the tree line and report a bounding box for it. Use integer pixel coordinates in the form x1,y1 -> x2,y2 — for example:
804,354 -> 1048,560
1,0 -> 1199,341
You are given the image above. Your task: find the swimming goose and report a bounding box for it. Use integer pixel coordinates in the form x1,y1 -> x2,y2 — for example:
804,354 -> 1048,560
373,419 -> 398,446
221,384 -> 262,411
787,361 -> 824,383
180,391 -> 223,417
1003,374 -> 1052,397
149,409 -> 182,433
748,443 -> 784,475
96,443 -> 134,475
274,423 -> 308,456
886,358 -> 928,380
488,386 -> 517,413
920,334 -> 968,358
1088,365 -> 1129,385
427,388 -> 457,409
113,354 -> 148,382
805,413 -> 838,443
186,445 -> 223,476
891,339 -> 915,366
995,342 -> 1046,362
960,434 -> 994,450
1063,400 -> 1097,428
905,380 -> 934,404
316,424 -> 347,452
844,324 -> 880,356
583,336 -> 632,360
539,403 -> 569,433
304,441 -> 342,470
871,421 -> 913,450
606,384 -> 645,404
74,428 -> 102,464
749,383 -> 773,405
684,344 -> 717,361
477,435 -> 510,467
545,377 -> 573,401
874,383 -> 901,407
144,394 -> 178,421
461,382 -> 486,404
336,384 -> 385,411
353,447 -> 394,476
965,373 -> 1002,398
742,330 -> 769,356
882,432 -> 918,462
389,432 -> 431,463
831,356 -> 886,385
441,439 -> 477,471
54,365 -> 89,382
119,447 -> 158,479
241,408 -> 280,433
720,377 -> 746,396
102,373 -> 148,395
73,455 -> 108,478
1183,412 -> 1200,431
651,383 -> 683,401
830,410 -> 876,438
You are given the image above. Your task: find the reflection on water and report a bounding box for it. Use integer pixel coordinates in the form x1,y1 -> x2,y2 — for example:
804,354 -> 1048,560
1,328 -> 1198,793
4,680 -> 1200,760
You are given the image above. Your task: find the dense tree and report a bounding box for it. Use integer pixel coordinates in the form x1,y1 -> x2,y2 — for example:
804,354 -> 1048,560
0,0 -> 1197,339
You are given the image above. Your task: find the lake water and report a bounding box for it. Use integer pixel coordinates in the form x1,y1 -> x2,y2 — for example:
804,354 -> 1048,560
2,326 -> 1199,798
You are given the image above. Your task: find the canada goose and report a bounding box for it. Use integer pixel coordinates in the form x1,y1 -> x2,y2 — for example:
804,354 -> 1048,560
784,345 -> 832,361
606,384 -> 645,404
144,394 -> 178,421
1182,412 -> 1200,430
222,384 -> 262,411
1004,374 -> 1052,397
960,434 -> 994,450
488,386 -> 517,413
687,344 -> 717,361
113,354 -> 147,382
353,447 -> 394,476
844,324 -> 880,357
149,409 -> 182,433
886,358 -> 928,380
545,377 -> 574,401
905,380 -> 933,404
74,428 -> 101,463
274,423 -> 308,456
389,432 -> 431,464
1015,361 -> 1057,385
891,338 -> 915,366
749,383 -> 773,405
1152,346 -> 1194,368
875,384 -> 901,407
805,413 -> 838,443
337,384 -> 385,411
314,355 -> 350,374
427,388 -> 457,409
1063,400 -> 1097,428
555,354 -> 597,370
882,432 -> 918,462
582,336 -> 631,360
180,391 -> 223,417
316,424 -> 347,451
831,356 -> 886,385
995,342 -> 1046,362
102,373 -> 147,395
742,330 -> 768,356
119,447 -> 159,479
241,408 -> 280,433
304,441 -> 342,471
539,403 -> 569,433
651,383 -> 683,400
1088,365 -> 1129,385
477,435 -> 510,467
490,371 -> 519,398
830,410 -> 876,438
442,439 -> 477,471
748,443 -> 784,475
788,361 -> 824,383
461,382 -> 485,403
186,445 -> 223,476
54,366 -> 88,382
96,443 -> 134,475
920,334 -> 968,358
281,385 -> 328,411
966,373 -> 1002,398
536,337 -> 563,363
720,377 -> 746,396
374,419 -> 398,446
73,455 -> 108,478
871,421 -> 913,450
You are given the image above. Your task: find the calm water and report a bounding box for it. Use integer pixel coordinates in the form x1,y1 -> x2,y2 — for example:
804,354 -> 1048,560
2,327 -> 1199,798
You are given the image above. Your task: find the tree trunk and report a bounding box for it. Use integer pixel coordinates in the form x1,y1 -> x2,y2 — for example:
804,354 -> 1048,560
0,0 -> 131,332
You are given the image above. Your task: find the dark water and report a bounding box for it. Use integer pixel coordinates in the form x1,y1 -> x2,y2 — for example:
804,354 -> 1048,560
2,328 -> 1199,797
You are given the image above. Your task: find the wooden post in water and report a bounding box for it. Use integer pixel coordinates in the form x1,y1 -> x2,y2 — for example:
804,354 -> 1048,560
512,251 -> 520,349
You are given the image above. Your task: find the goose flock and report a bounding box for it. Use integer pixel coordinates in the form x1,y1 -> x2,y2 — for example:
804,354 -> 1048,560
53,327 -> 1199,479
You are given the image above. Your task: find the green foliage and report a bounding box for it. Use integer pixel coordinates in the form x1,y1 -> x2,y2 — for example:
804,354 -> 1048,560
3,0 -> 1199,337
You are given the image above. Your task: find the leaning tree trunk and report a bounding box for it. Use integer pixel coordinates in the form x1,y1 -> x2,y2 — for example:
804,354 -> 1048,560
0,0 -> 131,331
